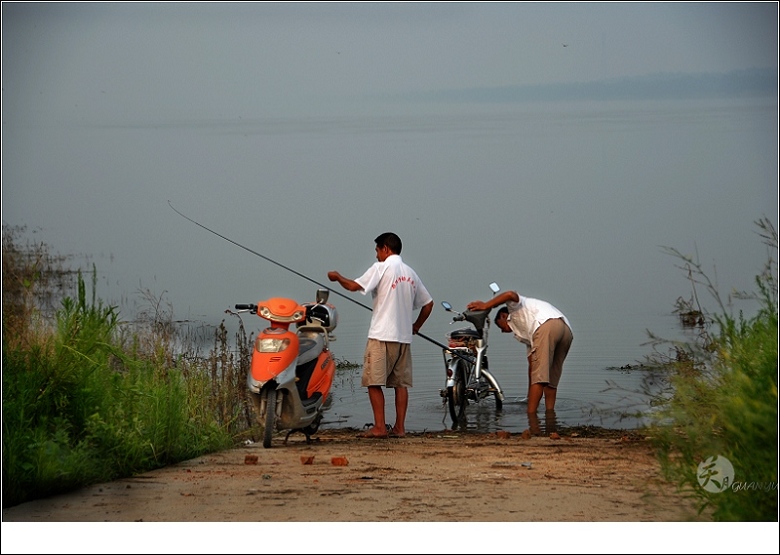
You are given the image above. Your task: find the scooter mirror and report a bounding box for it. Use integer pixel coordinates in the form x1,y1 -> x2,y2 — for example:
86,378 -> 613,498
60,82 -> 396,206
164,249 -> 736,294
441,301 -> 452,311
489,282 -> 500,294
316,288 -> 330,304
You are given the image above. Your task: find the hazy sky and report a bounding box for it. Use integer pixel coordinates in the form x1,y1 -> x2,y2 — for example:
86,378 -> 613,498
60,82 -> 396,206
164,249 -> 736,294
3,2 -> 778,122
2,2 -> 778,550
2,1 -> 777,329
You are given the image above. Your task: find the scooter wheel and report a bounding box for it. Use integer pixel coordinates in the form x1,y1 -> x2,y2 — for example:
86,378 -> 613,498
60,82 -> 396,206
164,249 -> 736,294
263,390 -> 277,448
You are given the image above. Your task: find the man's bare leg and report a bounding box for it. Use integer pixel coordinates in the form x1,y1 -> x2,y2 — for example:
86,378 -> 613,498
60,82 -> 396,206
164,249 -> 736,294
391,387 -> 408,437
360,385 -> 388,437
527,382 -> 544,413
543,385 -> 557,411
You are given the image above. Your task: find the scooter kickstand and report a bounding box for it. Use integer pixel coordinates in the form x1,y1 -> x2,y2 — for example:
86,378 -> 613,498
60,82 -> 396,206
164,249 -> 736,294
284,429 -> 313,445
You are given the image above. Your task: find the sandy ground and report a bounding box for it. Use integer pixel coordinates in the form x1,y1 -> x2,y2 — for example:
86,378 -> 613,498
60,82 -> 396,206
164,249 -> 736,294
3,427 -> 710,544
8,427 -> 778,555
4,428 -> 700,523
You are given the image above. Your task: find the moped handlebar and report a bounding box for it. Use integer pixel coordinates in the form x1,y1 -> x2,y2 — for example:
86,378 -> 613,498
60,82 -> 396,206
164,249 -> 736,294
441,301 -> 489,321
443,305 -> 490,328
234,304 -> 257,313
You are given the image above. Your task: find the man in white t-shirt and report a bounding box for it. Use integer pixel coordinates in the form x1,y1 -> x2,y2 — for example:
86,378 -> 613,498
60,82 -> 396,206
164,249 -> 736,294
328,232 -> 434,439
467,291 -> 573,415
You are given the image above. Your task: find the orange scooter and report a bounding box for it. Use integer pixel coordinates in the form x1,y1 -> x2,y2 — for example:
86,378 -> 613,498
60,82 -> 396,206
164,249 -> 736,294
234,288 -> 338,448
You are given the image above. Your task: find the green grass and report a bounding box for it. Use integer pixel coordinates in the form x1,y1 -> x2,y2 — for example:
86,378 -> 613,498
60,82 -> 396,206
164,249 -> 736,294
1,269 -> 235,508
2,224 -> 360,508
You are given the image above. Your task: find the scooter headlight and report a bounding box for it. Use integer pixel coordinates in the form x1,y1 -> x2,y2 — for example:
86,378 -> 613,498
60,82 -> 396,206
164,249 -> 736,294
255,337 -> 291,353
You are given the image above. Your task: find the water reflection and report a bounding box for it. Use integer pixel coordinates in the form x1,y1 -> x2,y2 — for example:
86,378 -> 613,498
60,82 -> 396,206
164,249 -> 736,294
527,410 -> 558,436
319,307 -> 682,434
455,403 -> 504,433
451,405 -> 560,436
324,375 -> 652,435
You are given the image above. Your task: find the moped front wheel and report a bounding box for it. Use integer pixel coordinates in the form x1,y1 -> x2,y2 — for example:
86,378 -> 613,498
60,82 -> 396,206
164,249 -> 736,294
481,370 -> 503,412
263,390 -> 278,448
447,359 -> 468,424
492,388 -> 503,411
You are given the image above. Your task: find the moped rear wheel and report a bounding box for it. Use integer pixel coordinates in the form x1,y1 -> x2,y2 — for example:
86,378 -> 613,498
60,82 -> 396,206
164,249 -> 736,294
447,360 -> 468,424
263,390 -> 277,448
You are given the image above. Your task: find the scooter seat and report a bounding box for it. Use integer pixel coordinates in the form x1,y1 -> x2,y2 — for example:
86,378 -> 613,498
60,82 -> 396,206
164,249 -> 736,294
298,334 -> 325,365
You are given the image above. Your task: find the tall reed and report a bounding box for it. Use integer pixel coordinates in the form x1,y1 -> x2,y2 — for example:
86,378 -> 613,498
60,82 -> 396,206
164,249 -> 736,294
2,223 -> 352,508
2,226 -> 238,508
646,217 -> 778,521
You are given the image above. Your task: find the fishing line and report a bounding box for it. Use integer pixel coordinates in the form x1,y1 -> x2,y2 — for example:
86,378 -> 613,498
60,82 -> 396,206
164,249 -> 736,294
168,200 -> 369,311
168,200 -> 457,354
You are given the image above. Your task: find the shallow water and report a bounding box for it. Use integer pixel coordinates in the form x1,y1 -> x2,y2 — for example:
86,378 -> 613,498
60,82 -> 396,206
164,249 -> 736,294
316,306 -> 681,434
11,96 -> 772,436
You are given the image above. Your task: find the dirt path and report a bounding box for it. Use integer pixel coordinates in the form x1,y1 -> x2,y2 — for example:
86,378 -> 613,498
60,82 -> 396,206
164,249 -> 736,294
3,428 -> 703,526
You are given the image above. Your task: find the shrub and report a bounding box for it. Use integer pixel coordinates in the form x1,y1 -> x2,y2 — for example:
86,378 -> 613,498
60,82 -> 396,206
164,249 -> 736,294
647,217 -> 778,521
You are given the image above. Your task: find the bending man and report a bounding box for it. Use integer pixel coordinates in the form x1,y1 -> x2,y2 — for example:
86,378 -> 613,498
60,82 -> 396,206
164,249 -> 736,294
467,291 -> 572,414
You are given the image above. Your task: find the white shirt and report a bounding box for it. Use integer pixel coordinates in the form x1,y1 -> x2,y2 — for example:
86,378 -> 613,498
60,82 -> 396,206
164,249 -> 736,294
505,296 -> 572,348
354,254 -> 433,344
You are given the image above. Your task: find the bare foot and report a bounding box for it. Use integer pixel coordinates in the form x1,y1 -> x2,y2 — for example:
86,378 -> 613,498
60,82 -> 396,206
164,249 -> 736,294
356,428 -> 388,439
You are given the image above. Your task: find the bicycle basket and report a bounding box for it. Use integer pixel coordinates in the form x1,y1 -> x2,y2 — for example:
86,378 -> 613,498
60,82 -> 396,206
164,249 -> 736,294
447,328 -> 480,349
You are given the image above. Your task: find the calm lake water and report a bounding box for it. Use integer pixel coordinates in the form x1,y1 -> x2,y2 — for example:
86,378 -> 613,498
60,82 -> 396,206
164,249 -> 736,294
284,297 -> 692,435
198,97 -> 771,435
8,97 -> 776,435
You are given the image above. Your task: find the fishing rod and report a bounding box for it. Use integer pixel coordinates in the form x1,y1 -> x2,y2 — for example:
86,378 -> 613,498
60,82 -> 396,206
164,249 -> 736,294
167,200 -> 459,355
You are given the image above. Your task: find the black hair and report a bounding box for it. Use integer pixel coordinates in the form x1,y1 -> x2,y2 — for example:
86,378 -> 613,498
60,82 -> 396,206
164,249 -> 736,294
494,306 -> 509,326
374,232 -> 402,255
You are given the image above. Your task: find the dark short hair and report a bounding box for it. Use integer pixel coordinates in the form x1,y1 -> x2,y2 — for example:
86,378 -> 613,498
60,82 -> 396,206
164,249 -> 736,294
494,306 -> 509,326
374,232 -> 402,254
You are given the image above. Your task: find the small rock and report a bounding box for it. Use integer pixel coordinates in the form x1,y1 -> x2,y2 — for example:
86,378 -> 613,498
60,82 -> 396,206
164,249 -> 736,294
549,432 -> 561,440
300,456 -> 315,465
496,430 -> 511,440
520,429 -> 532,440
331,456 -> 349,466
244,454 -> 258,465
